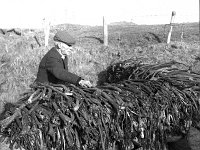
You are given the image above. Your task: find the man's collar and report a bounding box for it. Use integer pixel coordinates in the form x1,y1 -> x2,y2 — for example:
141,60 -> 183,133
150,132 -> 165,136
57,48 -> 66,59
61,54 -> 65,59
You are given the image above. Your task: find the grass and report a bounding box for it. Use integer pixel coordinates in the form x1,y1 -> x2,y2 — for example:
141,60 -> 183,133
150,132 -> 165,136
0,22 -> 199,150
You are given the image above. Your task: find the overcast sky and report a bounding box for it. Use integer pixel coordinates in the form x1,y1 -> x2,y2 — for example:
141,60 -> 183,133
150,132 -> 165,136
0,0 -> 199,28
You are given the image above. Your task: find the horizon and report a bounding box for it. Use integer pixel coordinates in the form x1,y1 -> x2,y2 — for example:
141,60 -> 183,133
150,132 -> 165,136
2,21 -> 198,30
1,21 -> 199,30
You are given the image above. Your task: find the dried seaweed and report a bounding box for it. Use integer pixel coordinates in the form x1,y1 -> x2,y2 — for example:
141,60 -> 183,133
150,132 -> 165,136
0,59 -> 200,150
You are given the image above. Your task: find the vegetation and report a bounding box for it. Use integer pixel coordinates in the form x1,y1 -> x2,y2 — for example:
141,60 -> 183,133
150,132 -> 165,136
0,22 -> 199,149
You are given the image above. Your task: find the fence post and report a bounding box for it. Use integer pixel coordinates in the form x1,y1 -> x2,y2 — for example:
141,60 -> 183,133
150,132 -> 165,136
5,44 -> 8,53
167,11 -> 176,44
43,17 -> 50,47
180,24 -> 184,42
103,16 -> 108,46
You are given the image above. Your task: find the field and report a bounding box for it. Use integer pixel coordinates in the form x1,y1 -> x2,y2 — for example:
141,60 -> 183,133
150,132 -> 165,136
0,22 -> 199,150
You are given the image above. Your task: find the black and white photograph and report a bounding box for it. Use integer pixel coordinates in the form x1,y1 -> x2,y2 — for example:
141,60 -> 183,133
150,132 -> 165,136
0,0 -> 199,150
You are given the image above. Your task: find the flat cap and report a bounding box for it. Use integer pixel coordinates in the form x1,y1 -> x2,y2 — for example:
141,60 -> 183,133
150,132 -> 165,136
53,30 -> 76,46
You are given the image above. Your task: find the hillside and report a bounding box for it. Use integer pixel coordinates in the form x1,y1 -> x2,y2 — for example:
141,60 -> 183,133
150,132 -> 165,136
0,22 -> 199,100
0,22 -> 199,150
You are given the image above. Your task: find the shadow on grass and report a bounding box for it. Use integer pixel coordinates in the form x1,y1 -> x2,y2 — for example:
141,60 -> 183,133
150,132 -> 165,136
83,36 -> 104,44
143,32 -> 163,43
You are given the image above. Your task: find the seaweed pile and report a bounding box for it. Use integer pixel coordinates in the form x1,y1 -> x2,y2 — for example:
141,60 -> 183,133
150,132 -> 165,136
0,59 -> 200,150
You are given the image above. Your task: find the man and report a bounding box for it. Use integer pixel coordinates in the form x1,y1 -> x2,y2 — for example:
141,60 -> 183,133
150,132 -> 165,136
35,30 -> 92,88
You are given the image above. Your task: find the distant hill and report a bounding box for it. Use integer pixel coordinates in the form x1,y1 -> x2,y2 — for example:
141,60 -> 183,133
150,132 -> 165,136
109,21 -> 137,26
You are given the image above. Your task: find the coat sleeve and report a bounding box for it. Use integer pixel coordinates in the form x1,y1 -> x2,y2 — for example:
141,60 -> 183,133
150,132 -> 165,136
46,56 -> 81,85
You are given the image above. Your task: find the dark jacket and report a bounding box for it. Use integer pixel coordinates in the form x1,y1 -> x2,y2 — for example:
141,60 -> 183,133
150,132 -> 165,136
35,47 -> 81,85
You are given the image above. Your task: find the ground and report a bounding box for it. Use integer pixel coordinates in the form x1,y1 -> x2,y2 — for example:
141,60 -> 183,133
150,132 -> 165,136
0,22 -> 199,150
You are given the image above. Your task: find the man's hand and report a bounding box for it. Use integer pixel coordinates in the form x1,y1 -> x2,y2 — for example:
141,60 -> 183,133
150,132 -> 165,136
79,80 -> 93,88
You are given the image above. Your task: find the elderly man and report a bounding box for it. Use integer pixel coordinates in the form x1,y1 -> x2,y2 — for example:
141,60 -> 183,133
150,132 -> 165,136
35,30 -> 92,88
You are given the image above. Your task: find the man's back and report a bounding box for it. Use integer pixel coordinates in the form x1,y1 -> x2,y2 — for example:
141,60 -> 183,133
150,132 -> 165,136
36,47 -> 71,84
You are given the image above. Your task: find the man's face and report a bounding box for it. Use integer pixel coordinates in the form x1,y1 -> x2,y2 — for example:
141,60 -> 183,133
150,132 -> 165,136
59,42 -> 74,55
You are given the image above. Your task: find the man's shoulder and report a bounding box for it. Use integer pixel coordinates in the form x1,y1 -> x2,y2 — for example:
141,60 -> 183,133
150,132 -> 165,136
46,47 -> 60,58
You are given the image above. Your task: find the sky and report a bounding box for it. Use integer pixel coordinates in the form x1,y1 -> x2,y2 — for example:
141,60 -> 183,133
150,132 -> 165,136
0,0 -> 199,28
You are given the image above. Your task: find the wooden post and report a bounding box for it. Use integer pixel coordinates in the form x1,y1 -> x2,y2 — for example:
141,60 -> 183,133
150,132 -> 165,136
43,17 -> 50,47
103,16 -> 108,46
5,44 -> 8,53
167,11 -> 176,44
180,24 -> 184,42
117,32 -> 121,49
